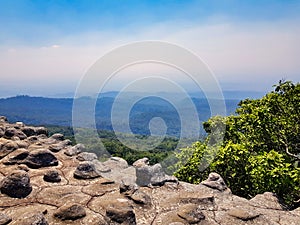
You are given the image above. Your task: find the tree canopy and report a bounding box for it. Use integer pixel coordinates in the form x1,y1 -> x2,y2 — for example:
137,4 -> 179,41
175,80 -> 300,207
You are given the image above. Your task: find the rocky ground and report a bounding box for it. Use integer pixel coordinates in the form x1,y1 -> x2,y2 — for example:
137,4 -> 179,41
0,116 -> 299,225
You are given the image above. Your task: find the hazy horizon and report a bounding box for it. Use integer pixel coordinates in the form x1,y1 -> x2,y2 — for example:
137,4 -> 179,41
0,1 -> 299,97
0,89 -> 267,101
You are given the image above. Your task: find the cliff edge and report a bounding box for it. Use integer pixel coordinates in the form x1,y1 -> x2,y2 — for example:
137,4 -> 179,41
0,116 -> 299,225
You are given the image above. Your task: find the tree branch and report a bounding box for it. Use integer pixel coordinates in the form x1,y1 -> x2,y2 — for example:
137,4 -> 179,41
278,134 -> 300,160
284,143 -> 300,160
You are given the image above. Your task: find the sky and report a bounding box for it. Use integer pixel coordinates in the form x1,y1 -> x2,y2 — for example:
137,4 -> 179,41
0,0 -> 299,97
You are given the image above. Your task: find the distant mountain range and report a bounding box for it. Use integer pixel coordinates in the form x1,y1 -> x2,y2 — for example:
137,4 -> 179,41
0,92 -> 253,137
36,90 -> 266,100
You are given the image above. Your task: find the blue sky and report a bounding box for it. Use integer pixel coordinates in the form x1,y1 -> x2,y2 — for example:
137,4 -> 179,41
0,0 -> 299,97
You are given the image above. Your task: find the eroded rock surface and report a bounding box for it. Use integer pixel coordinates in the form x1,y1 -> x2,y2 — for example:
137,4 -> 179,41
0,117 -> 299,225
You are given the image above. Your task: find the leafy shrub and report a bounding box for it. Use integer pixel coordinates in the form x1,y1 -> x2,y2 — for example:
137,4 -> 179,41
175,81 -> 300,207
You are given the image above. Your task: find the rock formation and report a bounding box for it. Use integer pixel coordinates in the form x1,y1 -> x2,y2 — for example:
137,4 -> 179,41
0,116 -> 299,224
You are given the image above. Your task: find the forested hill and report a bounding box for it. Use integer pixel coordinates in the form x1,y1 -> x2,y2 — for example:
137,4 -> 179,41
0,95 -> 240,137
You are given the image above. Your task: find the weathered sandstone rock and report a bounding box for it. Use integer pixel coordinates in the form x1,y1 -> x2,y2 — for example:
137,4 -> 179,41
0,118 -> 298,225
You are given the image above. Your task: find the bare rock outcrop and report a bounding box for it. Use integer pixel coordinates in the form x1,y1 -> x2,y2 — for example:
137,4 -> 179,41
0,117 -> 299,224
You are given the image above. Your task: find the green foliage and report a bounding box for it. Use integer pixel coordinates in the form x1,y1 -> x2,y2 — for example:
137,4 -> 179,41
247,150 -> 299,203
47,125 -> 76,145
47,126 -> 179,165
175,81 -> 300,207
174,142 -> 209,183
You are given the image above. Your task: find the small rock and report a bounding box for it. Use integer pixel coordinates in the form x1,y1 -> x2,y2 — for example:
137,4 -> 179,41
4,128 -> 15,138
27,136 -> 39,142
228,208 -> 260,221
20,212 -> 48,225
49,144 -> 64,152
22,126 -> 47,137
13,129 -> 27,140
38,134 -> 48,139
64,144 -> 85,156
250,192 -> 284,210
62,139 -> 72,146
0,170 -> 32,198
130,190 -> 151,205
24,149 -> 58,169
50,133 -> 64,141
177,204 -> 205,224
74,161 -> 102,179
54,204 -> 86,221
135,166 -> 152,187
15,140 -> 30,149
35,127 -> 48,136
120,182 -> 138,196
92,160 -> 111,173
10,136 -> 20,141
135,163 -> 178,187
4,127 -> 27,140
201,172 -> 227,191
106,205 -> 136,225
0,140 -> 18,159
49,140 -> 72,153
76,152 -> 98,161
44,170 -> 61,183
0,212 -> 12,225
132,157 -> 149,168
0,128 -> 4,138
21,127 -> 36,137
3,148 -> 29,165
0,116 -> 7,122
103,157 -> 128,170
17,164 -> 30,172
